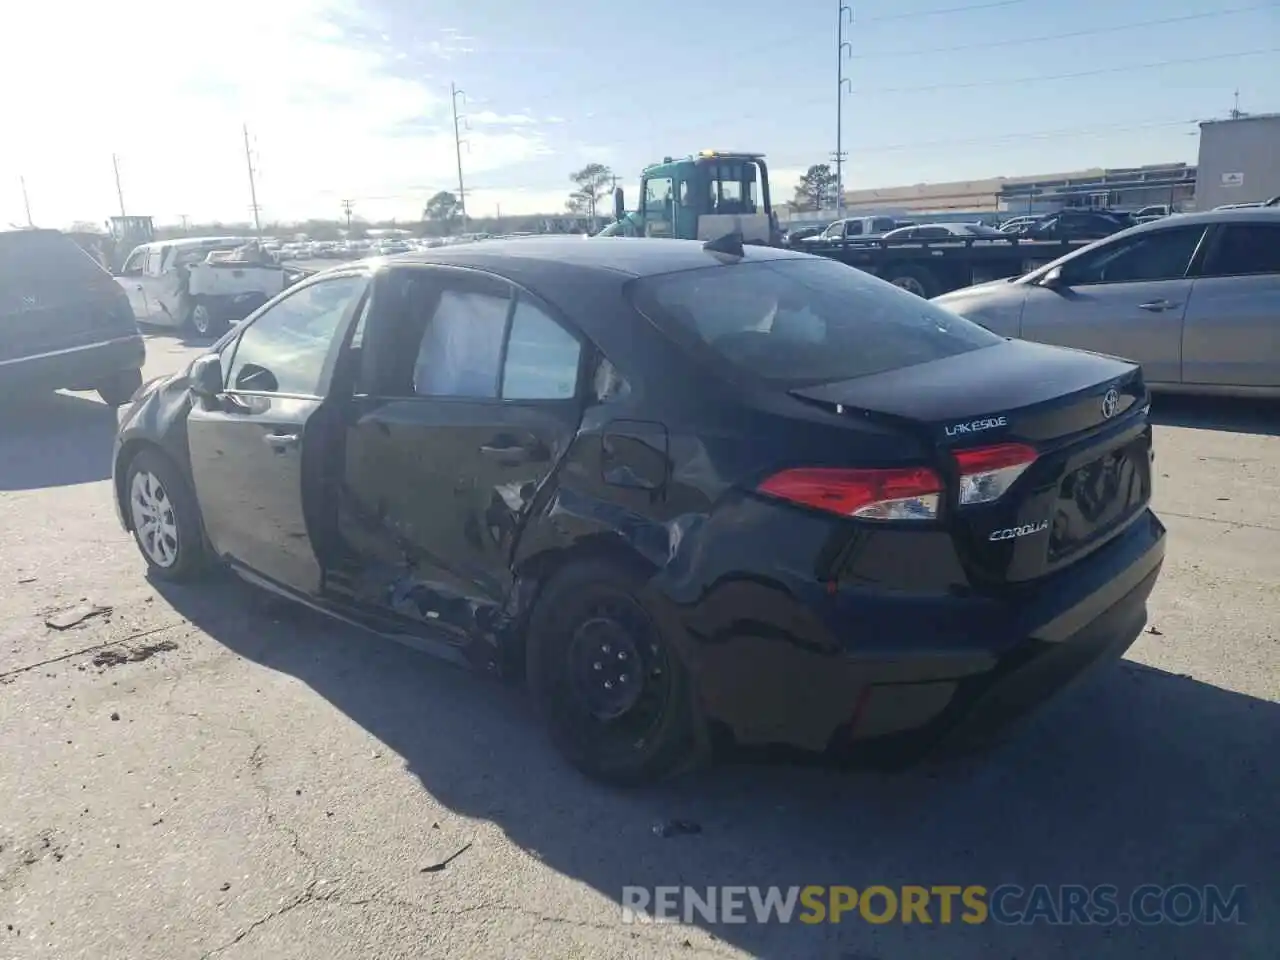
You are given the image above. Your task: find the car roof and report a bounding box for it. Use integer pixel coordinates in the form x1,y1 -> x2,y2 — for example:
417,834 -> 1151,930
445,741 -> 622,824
1117,206 -> 1280,236
366,236 -> 812,278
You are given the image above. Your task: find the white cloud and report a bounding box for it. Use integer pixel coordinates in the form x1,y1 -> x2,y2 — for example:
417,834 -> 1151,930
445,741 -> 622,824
0,0 -> 546,228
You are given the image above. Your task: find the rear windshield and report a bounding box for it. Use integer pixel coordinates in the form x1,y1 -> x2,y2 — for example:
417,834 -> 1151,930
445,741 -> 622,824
628,257 -> 1002,385
0,230 -> 110,291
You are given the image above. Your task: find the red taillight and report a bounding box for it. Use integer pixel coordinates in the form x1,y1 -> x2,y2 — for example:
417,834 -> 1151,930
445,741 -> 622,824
953,442 -> 1038,506
758,466 -> 943,521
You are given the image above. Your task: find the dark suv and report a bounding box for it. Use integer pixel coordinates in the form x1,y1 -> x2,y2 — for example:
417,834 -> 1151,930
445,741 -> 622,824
1,229 -> 145,406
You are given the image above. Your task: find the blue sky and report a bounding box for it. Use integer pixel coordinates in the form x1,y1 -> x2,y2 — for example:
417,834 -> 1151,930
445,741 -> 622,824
2,0 -> 1276,227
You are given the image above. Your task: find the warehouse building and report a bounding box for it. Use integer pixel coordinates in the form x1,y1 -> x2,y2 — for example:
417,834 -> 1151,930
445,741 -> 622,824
1193,112 -> 1280,210
783,111 -> 1278,221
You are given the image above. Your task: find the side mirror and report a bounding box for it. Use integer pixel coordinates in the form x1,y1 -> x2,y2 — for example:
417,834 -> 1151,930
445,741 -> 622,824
190,353 -> 224,401
1040,265 -> 1068,291
613,187 -> 625,222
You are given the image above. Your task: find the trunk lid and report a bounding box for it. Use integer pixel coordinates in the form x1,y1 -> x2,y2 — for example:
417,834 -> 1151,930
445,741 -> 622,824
1,230 -> 136,362
791,339 -> 1153,585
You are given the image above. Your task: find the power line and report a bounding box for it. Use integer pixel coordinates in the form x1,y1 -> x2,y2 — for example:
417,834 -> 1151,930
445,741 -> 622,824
849,46 -> 1280,96
644,47 -> 1274,144
851,3 -> 1277,59
341,199 -> 355,230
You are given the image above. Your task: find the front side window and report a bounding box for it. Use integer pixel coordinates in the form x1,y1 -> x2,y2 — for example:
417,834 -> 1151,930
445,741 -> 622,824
1059,226 -> 1205,286
643,177 -> 673,213
226,274 -> 367,395
1201,224 -> 1280,277
120,249 -> 148,276
629,257 -> 1001,385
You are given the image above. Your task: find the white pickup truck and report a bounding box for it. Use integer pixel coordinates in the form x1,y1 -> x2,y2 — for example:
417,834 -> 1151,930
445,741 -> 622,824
115,237 -> 310,337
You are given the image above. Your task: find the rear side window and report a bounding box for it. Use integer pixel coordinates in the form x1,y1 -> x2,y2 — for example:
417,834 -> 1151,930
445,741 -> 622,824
1201,224 -> 1280,277
0,230 -> 110,293
628,258 -> 1002,385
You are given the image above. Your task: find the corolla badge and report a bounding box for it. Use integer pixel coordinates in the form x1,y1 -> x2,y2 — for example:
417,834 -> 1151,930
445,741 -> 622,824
945,415 -> 1007,437
989,520 -> 1050,541
1101,388 -> 1120,419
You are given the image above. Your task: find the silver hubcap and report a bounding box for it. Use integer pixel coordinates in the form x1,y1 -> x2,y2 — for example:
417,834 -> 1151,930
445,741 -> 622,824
892,276 -> 927,297
193,306 -> 210,334
130,470 -> 179,568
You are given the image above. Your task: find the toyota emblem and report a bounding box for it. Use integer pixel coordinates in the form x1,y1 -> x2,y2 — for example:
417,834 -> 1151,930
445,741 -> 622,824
1101,388 -> 1120,419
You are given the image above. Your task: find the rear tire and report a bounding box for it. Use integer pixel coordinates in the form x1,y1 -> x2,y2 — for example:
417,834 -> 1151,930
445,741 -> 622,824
881,263 -> 941,299
123,448 -> 209,582
97,368 -> 143,407
525,560 -> 702,786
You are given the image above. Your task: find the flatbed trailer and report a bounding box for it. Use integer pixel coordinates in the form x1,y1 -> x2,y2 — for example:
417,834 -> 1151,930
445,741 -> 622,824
798,234 -> 1096,298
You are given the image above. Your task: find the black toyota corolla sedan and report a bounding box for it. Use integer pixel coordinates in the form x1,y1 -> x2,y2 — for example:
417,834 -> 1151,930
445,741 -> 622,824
112,237 -> 1165,784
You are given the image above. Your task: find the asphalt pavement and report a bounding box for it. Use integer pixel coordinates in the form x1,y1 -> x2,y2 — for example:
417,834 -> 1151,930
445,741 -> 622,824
0,331 -> 1276,959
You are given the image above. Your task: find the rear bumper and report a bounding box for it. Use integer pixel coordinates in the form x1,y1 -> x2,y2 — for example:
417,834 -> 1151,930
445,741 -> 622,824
0,334 -> 145,392
682,509 -> 1166,761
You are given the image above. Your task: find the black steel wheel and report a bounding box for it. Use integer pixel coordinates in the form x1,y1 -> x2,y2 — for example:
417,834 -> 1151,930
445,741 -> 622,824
526,560 -> 702,785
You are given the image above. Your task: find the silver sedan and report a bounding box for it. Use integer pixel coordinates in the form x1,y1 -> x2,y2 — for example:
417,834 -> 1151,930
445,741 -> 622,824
932,208 -> 1280,397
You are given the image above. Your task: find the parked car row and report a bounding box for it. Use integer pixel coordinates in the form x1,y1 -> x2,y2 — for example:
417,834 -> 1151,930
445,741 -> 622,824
934,207 -> 1280,396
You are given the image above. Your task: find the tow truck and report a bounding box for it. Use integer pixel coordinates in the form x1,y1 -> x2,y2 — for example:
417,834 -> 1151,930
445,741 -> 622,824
601,150 -> 1099,298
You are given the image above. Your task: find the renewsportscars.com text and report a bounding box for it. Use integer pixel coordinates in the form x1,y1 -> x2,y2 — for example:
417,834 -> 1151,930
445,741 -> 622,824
621,884 -> 1247,926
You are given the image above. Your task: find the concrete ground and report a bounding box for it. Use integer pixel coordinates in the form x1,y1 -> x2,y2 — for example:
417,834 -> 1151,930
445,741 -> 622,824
1,332 -> 1275,960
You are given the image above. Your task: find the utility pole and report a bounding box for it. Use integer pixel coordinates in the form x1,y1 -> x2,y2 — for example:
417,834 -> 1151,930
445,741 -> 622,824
451,82 -> 469,223
112,153 -> 127,217
243,123 -> 262,236
835,2 -> 853,216
341,199 -> 354,231
178,214 -> 190,232
1230,89 -> 1242,120
19,176 -> 33,227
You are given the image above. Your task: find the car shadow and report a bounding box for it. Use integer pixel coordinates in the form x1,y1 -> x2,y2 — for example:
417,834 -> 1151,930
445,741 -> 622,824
1149,394 -> 1280,437
155,575 -> 1275,958
0,391 -> 116,490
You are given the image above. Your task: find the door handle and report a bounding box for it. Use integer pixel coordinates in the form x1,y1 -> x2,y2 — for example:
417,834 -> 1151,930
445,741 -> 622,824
1138,299 -> 1179,312
264,432 -> 300,450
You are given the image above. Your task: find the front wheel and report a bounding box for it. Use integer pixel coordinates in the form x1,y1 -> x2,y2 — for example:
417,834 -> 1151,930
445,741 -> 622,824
526,561 -> 703,785
189,300 -> 227,339
124,448 -> 208,582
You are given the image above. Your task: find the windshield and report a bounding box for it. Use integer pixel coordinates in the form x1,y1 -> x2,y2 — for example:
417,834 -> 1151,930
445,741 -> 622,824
628,257 -> 1002,385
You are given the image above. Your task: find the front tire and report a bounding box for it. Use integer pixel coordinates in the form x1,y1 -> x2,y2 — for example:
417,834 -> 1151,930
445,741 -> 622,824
526,561 -> 702,785
97,368 -> 143,407
124,448 -> 208,582
189,300 -> 227,339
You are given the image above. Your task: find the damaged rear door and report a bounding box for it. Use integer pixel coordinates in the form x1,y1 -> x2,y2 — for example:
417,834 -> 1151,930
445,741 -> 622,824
336,265 -> 587,642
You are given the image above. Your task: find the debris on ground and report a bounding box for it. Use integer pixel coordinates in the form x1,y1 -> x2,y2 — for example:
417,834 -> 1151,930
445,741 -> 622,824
44,603 -> 112,631
1147,626 -> 1163,635
109,712 -> 120,722
420,842 -> 472,873
92,640 -> 179,669
653,819 -> 702,838
17,577 -> 36,585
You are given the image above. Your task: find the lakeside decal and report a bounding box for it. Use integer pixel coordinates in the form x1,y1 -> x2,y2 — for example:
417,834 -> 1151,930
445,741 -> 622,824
945,415 -> 1007,438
